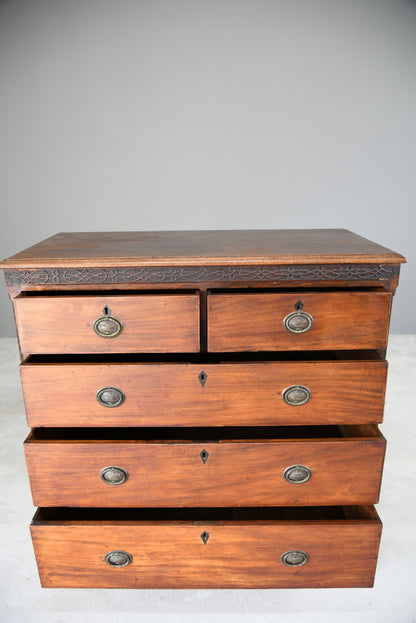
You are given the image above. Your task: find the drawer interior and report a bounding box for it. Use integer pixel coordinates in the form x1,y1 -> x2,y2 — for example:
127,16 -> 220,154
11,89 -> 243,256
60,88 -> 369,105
17,289 -> 200,297
23,350 -> 385,364
26,424 -> 382,442
208,286 -> 386,293
32,505 -> 381,524
18,287 -> 384,297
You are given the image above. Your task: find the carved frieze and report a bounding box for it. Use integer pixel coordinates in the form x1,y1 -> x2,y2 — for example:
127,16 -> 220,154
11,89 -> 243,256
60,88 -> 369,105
4,264 -> 398,286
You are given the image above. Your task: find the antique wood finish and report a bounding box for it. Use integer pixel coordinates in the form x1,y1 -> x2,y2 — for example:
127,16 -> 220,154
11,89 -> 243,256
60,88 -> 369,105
24,426 -> 386,507
20,358 -> 388,427
1,230 -> 404,589
207,291 -> 392,352
4,264 -> 401,291
30,506 -> 382,589
14,293 -> 200,356
2,230 -> 405,268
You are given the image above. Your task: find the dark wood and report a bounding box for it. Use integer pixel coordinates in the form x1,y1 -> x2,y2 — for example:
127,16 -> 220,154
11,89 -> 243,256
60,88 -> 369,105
20,358 -> 388,427
208,291 -> 392,352
30,506 -> 382,588
1,229 -> 405,268
24,426 -> 386,507
14,293 -> 200,357
4,263 -> 400,288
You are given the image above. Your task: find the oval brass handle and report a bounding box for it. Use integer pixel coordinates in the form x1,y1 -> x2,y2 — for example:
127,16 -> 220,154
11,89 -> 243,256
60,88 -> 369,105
283,464 -> 312,484
96,387 -> 125,408
281,550 -> 309,567
100,466 -> 129,485
93,315 -> 123,338
282,385 -> 311,406
105,550 -> 132,567
283,311 -> 313,334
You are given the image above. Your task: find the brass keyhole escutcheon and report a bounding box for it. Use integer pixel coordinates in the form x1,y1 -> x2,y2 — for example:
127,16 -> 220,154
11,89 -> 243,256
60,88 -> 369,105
200,449 -> 209,464
198,371 -> 208,388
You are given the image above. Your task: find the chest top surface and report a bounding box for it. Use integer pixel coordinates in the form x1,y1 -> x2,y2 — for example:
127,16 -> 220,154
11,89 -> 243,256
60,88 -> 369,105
0,229 -> 405,268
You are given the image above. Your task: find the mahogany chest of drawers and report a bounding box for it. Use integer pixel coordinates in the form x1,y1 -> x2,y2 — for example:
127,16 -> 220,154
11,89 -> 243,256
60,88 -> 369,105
1,229 -> 405,588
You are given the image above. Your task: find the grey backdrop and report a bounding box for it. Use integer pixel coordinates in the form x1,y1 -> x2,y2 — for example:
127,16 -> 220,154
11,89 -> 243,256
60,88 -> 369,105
0,0 -> 414,336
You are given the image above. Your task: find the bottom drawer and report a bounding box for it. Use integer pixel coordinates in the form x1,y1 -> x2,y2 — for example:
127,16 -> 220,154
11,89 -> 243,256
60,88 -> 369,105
31,506 -> 382,588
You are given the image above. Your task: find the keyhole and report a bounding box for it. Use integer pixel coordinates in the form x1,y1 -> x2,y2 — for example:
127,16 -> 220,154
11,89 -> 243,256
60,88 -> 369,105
294,299 -> 304,311
103,306 -> 111,316
198,371 -> 208,388
200,449 -> 209,464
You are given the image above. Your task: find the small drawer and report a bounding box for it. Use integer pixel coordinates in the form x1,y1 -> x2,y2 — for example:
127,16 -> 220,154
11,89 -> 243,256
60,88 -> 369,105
30,506 -> 382,588
14,293 -> 200,356
24,425 -> 386,508
21,355 -> 388,427
207,291 -> 392,351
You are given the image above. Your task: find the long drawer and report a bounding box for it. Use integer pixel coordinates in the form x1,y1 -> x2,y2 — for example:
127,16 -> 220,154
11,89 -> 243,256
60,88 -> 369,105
30,506 -> 382,588
24,426 -> 386,507
14,293 -> 200,356
207,291 -> 392,351
20,356 -> 388,427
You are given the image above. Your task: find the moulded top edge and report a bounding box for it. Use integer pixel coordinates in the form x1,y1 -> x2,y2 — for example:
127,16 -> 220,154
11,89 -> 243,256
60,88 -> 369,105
0,229 -> 406,268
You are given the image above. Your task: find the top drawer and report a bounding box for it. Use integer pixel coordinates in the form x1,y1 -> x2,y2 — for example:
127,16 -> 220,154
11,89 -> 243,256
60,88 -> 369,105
14,293 -> 200,356
207,291 -> 391,352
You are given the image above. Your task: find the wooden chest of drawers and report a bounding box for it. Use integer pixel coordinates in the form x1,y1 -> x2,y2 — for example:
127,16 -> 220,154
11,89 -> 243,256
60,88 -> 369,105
1,229 -> 405,589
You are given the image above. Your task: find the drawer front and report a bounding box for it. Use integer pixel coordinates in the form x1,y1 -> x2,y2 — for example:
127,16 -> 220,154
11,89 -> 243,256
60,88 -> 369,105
24,434 -> 386,507
14,293 -> 200,356
31,509 -> 382,588
21,360 -> 387,427
207,292 -> 392,351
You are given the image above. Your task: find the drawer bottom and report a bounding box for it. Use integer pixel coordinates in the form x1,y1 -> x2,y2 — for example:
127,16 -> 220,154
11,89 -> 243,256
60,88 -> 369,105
31,506 -> 382,588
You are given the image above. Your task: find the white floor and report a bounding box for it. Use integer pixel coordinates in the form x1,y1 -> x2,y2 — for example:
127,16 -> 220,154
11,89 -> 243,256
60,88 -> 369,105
0,336 -> 415,623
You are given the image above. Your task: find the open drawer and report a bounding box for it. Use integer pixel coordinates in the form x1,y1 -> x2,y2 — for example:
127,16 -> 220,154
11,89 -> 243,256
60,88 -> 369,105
14,292 -> 200,356
207,290 -> 392,351
30,506 -> 382,588
20,352 -> 388,427
24,425 -> 386,507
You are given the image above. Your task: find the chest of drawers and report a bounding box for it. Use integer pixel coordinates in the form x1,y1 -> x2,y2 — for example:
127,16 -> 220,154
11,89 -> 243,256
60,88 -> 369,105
1,229 -> 405,589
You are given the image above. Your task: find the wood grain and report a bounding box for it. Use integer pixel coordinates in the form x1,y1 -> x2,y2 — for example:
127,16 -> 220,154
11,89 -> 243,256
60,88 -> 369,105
14,294 -> 200,357
1,228 -> 402,590
1,229 -> 405,268
208,291 -> 392,351
20,359 -> 388,427
30,509 -> 382,588
24,429 -> 386,507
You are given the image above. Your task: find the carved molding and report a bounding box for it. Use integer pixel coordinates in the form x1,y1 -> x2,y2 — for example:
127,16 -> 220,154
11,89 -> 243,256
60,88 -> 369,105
4,264 -> 398,286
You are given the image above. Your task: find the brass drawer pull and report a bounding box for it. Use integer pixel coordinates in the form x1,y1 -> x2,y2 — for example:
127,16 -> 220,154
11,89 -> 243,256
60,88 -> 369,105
100,466 -> 129,485
283,310 -> 313,334
104,550 -> 132,567
96,387 -> 125,408
281,550 -> 309,567
282,385 -> 311,406
283,465 -> 312,484
93,315 -> 123,338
